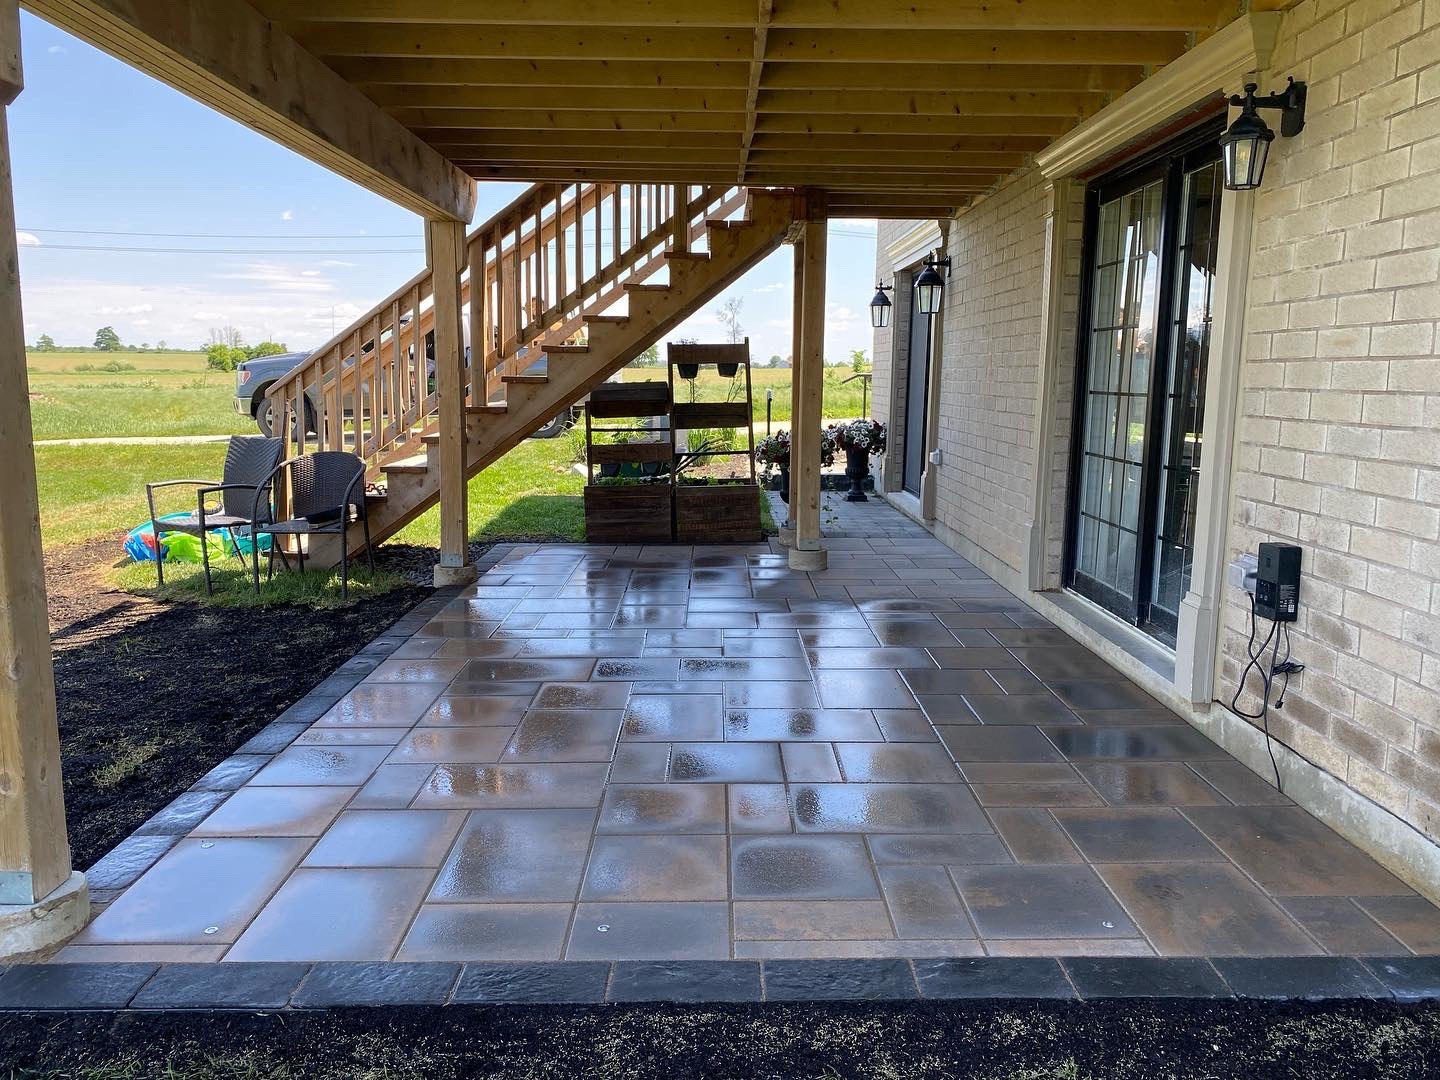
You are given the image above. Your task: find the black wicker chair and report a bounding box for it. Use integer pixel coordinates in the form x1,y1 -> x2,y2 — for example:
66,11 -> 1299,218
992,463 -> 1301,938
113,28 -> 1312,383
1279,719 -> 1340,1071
249,451 -> 374,599
144,435 -> 284,594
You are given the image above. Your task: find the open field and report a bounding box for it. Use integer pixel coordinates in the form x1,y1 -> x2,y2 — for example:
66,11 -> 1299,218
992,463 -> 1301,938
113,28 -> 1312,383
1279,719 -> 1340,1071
26,349 -> 257,441
620,364 -> 872,422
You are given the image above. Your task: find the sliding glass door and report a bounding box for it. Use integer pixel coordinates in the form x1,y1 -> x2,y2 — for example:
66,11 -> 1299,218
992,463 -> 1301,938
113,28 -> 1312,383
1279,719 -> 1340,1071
1067,130 -> 1222,645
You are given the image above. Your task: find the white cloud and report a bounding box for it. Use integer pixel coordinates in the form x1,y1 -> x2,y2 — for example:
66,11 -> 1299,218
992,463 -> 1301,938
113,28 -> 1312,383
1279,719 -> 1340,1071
281,210 -> 295,221
98,303 -> 154,315
318,259 -> 356,268
46,45 -> 66,54
212,261 -> 334,293
16,231 -> 40,247
753,281 -> 786,295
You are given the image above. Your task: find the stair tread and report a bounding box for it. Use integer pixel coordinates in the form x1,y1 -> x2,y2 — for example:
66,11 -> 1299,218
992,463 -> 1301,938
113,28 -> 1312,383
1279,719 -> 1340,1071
502,374 -> 548,384
664,251 -> 710,261
467,404 -> 507,415
585,314 -> 628,325
624,283 -> 669,293
543,343 -> 590,353
382,455 -> 429,474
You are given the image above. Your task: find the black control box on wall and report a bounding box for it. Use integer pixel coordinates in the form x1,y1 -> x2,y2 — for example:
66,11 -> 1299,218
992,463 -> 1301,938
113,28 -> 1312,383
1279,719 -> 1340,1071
1255,542 -> 1301,623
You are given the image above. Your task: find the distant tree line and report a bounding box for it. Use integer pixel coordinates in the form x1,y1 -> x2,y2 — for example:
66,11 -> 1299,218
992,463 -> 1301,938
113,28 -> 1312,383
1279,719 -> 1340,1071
30,328 -> 176,353
203,326 -> 288,371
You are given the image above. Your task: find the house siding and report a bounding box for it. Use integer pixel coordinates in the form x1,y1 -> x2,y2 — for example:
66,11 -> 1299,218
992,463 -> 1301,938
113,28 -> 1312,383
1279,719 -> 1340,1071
871,0 -> 1440,848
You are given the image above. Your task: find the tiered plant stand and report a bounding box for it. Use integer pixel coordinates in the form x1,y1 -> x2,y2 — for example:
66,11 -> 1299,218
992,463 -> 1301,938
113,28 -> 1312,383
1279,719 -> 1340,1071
583,381 -> 673,542
669,342 -> 761,542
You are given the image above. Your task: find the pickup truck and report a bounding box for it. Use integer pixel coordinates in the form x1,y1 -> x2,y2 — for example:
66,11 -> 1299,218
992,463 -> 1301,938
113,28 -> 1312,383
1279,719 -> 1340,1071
235,337 -> 578,439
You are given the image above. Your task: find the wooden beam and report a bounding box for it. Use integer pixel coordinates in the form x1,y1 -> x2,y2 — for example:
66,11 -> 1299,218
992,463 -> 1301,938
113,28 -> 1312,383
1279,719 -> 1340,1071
428,218 -> 471,580
331,55 -> 1141,93
366,84 -> 748,112
420,129 -> 1050,154
453,162 -> 1000,190
257,0 -> 1229,32
296,23 -> 1187,66
738,0 -> 772,184
758,88 -> 1100,117
0,99 -> 71,902
426,142 -> 1029,170
757,112 -> 1075,136
790,215 -> 827,568
28,0 -> 475,222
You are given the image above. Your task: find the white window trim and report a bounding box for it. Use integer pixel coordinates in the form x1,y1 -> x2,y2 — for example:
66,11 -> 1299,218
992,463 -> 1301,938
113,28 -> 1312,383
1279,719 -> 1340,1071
1024,10 -> 1278,703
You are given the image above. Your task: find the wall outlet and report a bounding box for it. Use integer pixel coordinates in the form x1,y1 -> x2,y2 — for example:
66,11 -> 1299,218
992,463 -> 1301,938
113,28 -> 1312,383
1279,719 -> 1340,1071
1227,552 -> 1258,594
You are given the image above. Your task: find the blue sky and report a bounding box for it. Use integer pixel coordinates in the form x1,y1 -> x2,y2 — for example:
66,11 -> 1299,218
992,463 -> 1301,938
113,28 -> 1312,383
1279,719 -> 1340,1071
11,13 -> 879,363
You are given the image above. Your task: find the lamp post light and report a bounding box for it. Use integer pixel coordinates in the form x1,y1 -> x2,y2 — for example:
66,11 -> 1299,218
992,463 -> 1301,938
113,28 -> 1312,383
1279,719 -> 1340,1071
1220,78 -> 1307,191
869,282 -> 893,328
914,252 -> 951,315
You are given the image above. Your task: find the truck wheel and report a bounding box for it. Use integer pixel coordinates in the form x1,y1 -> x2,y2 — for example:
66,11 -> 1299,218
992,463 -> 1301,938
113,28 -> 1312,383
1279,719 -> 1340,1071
257,395 -> 315,439
531,412 -> 571,439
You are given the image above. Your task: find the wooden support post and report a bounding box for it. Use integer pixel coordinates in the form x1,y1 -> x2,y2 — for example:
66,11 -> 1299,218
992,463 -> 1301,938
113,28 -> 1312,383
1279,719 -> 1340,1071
778,235 -> 802,547
429,217 -> 475,586
789,216 -> 827,571
0,1 -> 88,958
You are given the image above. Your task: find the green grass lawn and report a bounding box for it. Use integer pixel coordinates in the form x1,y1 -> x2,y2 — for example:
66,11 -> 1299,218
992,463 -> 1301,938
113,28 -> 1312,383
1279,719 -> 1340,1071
27,350 -> 257,440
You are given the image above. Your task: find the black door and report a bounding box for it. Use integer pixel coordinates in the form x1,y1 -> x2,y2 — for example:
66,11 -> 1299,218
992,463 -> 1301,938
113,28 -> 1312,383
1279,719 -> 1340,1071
1066,128 -> 1222,645
901,279 -> 933,497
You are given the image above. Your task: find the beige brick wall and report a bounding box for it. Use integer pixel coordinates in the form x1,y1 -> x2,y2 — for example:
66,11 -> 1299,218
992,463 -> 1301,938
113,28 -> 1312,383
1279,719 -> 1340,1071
1221,0 -> 1440,841
869,0 -> 1440,845
873,172 -> 1060,572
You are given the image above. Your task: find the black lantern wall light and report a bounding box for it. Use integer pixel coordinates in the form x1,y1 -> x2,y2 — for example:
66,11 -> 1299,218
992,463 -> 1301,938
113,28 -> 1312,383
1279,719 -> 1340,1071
1220,77 -> 1307,191
869,282 -> 893,328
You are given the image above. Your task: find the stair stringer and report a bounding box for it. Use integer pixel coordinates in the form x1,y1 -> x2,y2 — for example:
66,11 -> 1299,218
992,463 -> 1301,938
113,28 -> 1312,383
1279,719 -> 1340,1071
319,191 -> 795,562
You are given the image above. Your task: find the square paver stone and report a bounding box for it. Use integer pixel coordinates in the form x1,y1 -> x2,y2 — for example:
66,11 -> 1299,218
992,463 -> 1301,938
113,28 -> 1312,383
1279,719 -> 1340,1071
913,958 -> 1073,999
421,696 -> 529,727
415,763 -> 609,809
878,866 -> 975,939
1277,897 -> 1408,955
1042,726 -> 1227,762
1363,958 -> 1440,1001
814,670 -> 919,709
567,902 -> 731,960
292,961 -> 461,1006
622,696 -> 724,740
429,809 -> 594,902
731,835 -> 880,899
937,727 -> 1064,763
609,961 -> 763,1002
301,809 -> 466,868
582,834 -> 729,901
387,728 -> 514,764
250,745 -> 390,786
396,904 -> 573,961
1076,763 -> 1227,806
762,959 -> 917,1000
77,837 -> 310,945
316,685 -> 444,727
191,786 -> 355,838
1355,896 -> 1440,953
725,709 -> 883,742
1185,806 -> 1413,896
836,743 -> 961,783
953,865 -> 1137,940
504,711 -> 624,762
598,784 -> 727,833
791,783 -> 991,834
1095,863 -> 1321,956
225,867 -> 433,961
131,962 -> 309,1009
1052,809 -> 1224,862
669,742 -> 783,782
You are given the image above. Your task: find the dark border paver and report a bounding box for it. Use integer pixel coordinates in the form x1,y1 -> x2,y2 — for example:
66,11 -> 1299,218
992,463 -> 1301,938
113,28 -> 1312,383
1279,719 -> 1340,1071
914,958 -> 1074,999
0,964 -> 156,1009
1063,958 -> 1231,999
291,962 -> 460,1007
762,959 -> 917,1001
609,961 -> 763,1002
131,963 -> 307,1009
1213,957 -> 1391,999
453,962 -> 610,1004
1362,957 -> 1440,1001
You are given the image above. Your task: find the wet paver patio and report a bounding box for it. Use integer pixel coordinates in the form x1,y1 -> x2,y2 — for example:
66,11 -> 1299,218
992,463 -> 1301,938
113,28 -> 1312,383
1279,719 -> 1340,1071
57,497 -> 1440,964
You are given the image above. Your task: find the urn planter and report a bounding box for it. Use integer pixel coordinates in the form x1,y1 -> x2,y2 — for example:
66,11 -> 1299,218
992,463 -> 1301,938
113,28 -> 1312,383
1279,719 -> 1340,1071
844,447 -> 871,502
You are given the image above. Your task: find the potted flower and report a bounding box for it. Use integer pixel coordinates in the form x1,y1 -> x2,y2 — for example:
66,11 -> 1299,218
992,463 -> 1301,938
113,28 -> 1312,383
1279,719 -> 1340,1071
754,428 -> 839,503
828,418 -> 886,502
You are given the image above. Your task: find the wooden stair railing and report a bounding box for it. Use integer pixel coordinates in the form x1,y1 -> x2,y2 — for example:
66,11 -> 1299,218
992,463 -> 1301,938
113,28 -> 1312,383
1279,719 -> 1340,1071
263,183 -> 749,479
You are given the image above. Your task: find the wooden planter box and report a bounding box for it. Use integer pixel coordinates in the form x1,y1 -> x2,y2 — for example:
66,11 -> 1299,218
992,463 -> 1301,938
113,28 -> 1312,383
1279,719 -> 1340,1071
584,484 -> 673,543
674,483 -> 761,542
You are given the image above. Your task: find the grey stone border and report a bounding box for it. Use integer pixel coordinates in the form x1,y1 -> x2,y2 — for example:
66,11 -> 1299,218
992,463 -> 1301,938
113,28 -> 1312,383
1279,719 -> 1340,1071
0,957 -> 1437,1009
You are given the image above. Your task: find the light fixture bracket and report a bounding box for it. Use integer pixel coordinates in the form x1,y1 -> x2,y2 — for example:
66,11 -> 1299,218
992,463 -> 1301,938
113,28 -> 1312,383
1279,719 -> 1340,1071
1230,77 -> 1306,138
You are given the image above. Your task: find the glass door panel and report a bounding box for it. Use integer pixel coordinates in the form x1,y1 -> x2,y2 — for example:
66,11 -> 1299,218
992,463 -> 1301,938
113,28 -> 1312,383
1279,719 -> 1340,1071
901,279 -> 932,497
1071,177 -> 1164,616
1146,159 -> 1222,642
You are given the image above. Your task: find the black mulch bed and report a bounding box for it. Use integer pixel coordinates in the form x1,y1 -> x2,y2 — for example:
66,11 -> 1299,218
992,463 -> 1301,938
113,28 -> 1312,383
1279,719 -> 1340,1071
46,537 -> 461,871
3,1000 -> 1440,1078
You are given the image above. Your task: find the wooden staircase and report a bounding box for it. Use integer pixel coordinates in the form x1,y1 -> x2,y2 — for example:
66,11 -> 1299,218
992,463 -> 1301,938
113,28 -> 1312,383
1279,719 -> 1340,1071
263,184 -> 795,561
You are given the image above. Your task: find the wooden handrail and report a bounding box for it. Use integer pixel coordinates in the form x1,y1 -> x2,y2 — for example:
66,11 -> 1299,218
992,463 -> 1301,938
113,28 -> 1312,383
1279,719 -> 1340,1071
264,182 -> 750,475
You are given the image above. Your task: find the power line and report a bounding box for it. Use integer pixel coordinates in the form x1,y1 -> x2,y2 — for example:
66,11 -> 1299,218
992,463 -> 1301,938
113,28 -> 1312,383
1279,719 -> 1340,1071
20,226 -> 417,239
21,243 -> 423,255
